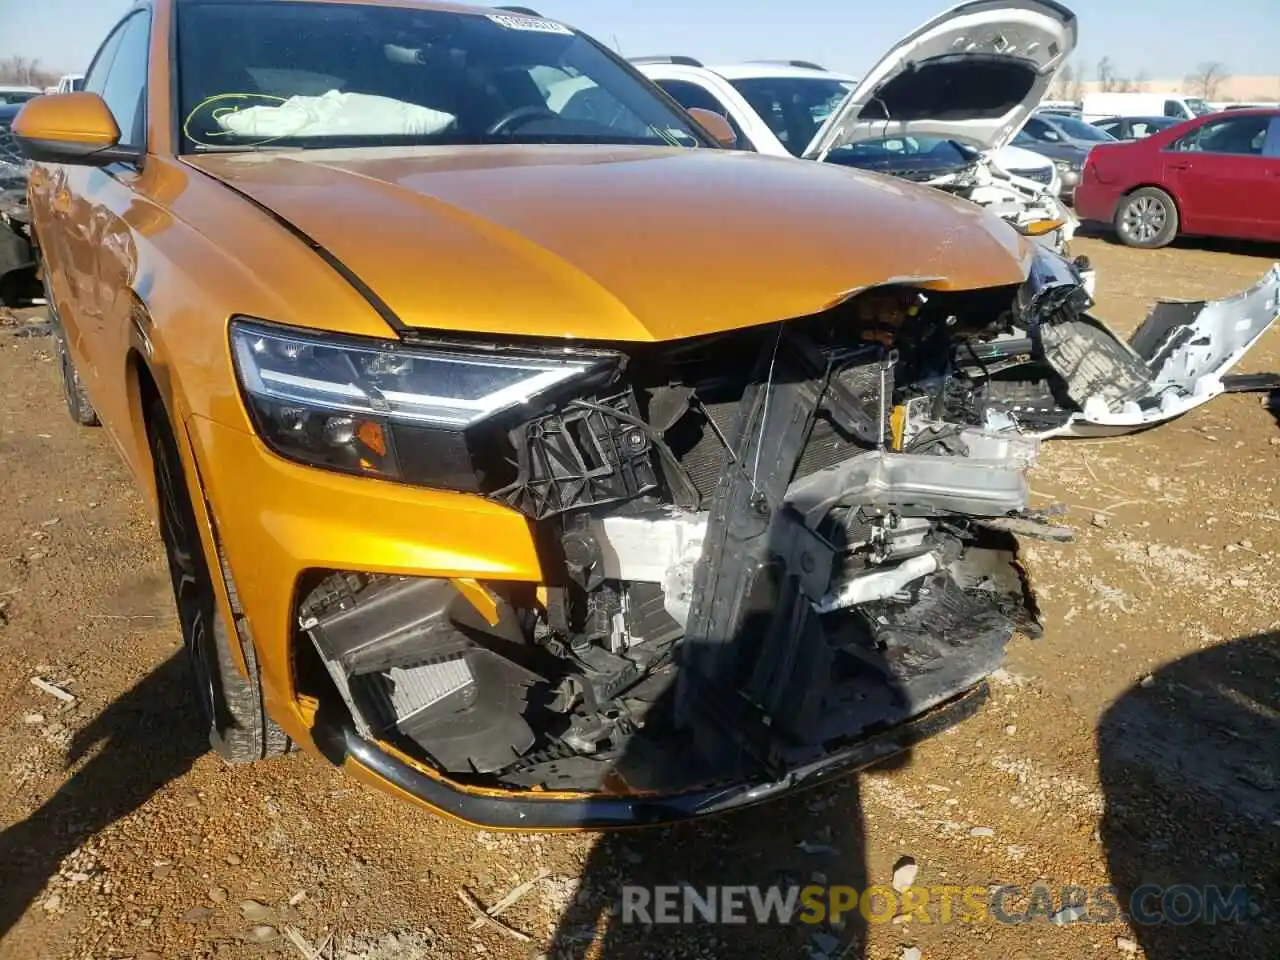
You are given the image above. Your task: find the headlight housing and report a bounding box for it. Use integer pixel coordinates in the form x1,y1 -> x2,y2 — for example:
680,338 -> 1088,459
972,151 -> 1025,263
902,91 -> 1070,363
1017,244 -> 1093,319
229,318 -> 615,490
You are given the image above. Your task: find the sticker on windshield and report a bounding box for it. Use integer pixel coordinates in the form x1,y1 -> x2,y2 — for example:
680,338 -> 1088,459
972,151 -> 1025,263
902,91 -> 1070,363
486,14 -> 573,34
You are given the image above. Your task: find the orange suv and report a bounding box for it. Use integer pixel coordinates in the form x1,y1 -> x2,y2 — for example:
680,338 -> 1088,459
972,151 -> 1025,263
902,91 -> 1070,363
15,0 -> 1227,827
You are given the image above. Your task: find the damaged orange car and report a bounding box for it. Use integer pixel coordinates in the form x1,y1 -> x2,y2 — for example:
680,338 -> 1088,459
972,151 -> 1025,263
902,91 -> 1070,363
15,0 -> 1124,827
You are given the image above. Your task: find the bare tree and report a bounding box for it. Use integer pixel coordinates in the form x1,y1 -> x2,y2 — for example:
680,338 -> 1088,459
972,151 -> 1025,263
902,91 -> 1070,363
0,56 -> 59,88
1067,63 -> 1086,102
1096,56 -> 1118,92
1051,62 -> 1076,100
1132,70 -> 1149,93
1185,61 -> 1227,100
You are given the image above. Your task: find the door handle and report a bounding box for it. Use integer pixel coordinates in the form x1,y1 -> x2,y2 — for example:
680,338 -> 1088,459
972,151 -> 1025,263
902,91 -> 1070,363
1167,161 -> 1192,170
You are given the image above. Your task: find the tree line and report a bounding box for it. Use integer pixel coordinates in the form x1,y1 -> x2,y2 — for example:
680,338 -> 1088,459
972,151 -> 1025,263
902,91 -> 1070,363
1050,58 -> 1231,101
0,57 -> 62,90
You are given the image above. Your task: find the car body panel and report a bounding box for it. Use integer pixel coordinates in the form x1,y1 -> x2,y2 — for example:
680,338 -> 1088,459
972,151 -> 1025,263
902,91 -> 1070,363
1035,266 -> 1280,437
187,146 -> 1032,342
805,0 -> 1077,159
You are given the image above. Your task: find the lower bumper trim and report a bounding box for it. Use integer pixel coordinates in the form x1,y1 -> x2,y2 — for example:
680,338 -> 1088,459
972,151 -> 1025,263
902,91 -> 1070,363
326,683 -> 988,829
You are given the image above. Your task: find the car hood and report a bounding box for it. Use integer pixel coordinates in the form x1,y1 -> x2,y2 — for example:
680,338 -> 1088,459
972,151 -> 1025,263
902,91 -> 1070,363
186,145 -> 1031,342
991,144 -> 1052,170
804,0 -> 1077,160
1017,140 -> 1088,163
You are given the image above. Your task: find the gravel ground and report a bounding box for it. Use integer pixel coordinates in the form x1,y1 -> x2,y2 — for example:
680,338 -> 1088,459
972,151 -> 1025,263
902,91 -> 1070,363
1,234 -> 1278,960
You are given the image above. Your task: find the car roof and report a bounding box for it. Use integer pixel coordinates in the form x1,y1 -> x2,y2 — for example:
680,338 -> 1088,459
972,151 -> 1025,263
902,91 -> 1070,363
1199,107 -> 1280,118
172,0 -> 559,15
703,63 -> 858,82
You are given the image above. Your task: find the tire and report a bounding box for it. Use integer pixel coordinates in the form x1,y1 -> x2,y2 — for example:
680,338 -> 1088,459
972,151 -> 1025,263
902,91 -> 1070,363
45,272 -> 99,427
148,397 -> 290,764
1114,187 -> 1179,249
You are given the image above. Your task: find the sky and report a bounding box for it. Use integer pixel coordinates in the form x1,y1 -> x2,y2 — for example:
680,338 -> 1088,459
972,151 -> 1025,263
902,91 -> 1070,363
1,0 -> 1275,81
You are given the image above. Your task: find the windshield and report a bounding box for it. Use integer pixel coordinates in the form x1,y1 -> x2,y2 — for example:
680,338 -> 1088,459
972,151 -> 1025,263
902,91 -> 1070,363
727,76 -> 854,156
1185,98 -> 1214,116
1045,114 -> 1116,142
824,135 -> 979,174
0,91 -> 40,105
176,3 -> 705,153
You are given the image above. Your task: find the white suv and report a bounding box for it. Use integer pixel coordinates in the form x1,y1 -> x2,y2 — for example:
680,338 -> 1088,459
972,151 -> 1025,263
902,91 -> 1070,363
635,58 -> 1059,190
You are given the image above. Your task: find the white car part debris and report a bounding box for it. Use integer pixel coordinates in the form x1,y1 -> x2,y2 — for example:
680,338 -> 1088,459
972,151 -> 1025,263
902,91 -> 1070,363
813,551 -> 940,614
785,435 -> 1037,526
1037,264 -> 1280,438
215,90 -> 456,139
30,676 -> 76,702
586,510 -> 708,583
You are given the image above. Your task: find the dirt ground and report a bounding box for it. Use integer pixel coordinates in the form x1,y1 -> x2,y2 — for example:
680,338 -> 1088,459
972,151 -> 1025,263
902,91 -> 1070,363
1,234 -> 1278,960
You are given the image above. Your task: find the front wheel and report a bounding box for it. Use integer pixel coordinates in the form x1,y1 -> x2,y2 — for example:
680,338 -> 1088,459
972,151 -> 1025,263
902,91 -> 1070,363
1114,187 -> 1179,249
148,398 -> 290,764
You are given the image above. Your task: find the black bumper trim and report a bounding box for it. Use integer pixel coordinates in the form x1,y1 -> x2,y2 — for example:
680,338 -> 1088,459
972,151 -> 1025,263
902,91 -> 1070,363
329,683 -> 988,829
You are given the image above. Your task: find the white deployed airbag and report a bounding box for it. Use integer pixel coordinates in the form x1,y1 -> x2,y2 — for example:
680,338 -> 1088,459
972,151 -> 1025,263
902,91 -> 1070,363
215,90 -> 456,139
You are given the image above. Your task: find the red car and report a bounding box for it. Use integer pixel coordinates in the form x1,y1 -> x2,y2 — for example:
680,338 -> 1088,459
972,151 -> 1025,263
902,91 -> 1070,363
1075,109 -> 1280,248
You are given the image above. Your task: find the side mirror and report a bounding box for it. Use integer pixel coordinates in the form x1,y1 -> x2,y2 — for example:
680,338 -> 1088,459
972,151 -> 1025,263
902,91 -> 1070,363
686,107 -> 738,148
12,92 -> 140,166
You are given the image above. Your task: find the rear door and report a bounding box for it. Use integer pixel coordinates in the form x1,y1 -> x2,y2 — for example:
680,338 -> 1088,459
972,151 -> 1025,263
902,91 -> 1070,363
1163,114 -> 1275,239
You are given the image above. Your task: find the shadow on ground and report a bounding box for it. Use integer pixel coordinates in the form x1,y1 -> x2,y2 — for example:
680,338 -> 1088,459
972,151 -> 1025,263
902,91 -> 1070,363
1098,631 -> 1280,957
1076,222 -> 1280,259
542,763 -> 885,959
0,654 -> 206,940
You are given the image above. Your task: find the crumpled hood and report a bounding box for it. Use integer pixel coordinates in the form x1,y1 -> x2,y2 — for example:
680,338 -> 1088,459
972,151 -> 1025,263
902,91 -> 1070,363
805,0 -> 1077,160
187,144 -> 1031,342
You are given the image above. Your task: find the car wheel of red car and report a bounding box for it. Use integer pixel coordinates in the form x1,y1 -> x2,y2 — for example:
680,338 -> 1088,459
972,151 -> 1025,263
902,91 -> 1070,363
45,271 -> 99,427
1114,187 -> 1179,249
148,398 -> 291,765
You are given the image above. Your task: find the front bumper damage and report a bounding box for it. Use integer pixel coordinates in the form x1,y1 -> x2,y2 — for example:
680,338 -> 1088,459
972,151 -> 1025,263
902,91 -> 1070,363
966,263 -> 1280,439
290,255 -> 1275,828
293,277 -> 1065,828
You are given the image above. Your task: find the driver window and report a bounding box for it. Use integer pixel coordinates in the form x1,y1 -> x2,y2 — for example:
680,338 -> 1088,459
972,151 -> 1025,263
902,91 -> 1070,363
83,23 -> 126,97
98,12 -> 151,147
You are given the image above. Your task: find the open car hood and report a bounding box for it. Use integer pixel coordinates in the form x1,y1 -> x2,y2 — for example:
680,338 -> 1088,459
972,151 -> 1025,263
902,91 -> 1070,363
803,0 -> 1077,159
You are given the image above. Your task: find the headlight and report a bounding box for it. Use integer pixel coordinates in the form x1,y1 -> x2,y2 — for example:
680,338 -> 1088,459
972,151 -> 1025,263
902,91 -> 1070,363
229,318 -> 615,490
1017,245 -> 1093,318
